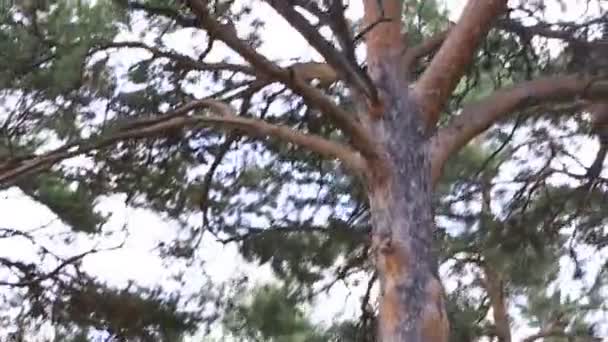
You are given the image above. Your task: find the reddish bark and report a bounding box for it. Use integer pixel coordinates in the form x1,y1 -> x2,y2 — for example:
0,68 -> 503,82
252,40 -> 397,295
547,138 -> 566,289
415,0 -> 508,130
431,77 -> 608,185
361,1 -> 449,341
363,0 -> 404,64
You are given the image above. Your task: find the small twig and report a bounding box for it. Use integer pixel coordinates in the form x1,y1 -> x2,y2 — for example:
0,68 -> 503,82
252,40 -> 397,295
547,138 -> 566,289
354,17 -> 393,42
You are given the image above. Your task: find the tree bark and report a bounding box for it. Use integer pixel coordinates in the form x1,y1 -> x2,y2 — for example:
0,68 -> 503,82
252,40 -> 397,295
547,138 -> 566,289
366,144 -> 449,342
414,0 -> 508,129
361,1 -> 449,341
363,92 -> 449,341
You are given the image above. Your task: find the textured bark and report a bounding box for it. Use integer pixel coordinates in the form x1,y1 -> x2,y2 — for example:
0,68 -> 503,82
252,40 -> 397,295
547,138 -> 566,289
362,1 -> 449,341
365,131 -> 449,342
414,0 -> 508,129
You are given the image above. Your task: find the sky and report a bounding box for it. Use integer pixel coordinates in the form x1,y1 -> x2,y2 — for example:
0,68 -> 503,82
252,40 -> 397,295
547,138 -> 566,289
1,0 -> 608,340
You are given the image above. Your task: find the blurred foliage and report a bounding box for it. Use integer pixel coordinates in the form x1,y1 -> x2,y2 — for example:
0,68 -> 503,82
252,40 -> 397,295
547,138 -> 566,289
0,0 -> 607,341
223,284 -> 328,341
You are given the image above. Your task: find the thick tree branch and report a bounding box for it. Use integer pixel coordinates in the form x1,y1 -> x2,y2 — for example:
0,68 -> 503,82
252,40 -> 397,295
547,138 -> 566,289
431,77 -> 608,186
0,100 -> 366,187
362,0 -> 405,65
291,0 -> 357,64
122,0 -> 444,85
108,12 -> 441,97
266,0 -> 376,101
190,101 -> 367,174
275,29 -> 451,88
187,0 -> 377,159
402,27 -> 453,73
415,0 -> 508,130
361,0 -> 407,122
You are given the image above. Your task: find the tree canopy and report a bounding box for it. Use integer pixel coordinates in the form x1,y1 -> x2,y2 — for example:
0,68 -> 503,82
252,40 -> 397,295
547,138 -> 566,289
0,0 -> 607,341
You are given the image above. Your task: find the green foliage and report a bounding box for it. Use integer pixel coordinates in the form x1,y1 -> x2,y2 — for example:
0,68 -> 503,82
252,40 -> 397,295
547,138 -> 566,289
1,278 -> 203,342
445,287 -> 488,341
223,284 -> 328,342
240,220 -> 367,286
56,282 -> 199,340
0,0 -> 607,341
403,0 -> 450,45
19,173 -> 106,233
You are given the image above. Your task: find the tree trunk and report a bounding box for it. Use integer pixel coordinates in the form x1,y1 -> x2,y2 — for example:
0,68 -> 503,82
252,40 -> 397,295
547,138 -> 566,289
361,36 -> 449,342
367,154 -> 449,342
360,1 -> 449,340
484,266 -> 512,342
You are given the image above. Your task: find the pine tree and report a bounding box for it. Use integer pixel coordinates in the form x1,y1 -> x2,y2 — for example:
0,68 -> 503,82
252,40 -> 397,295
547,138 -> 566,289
1,0 -> 607,341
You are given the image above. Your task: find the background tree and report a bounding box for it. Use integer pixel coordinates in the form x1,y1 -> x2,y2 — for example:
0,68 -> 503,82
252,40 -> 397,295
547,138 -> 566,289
0,0 -> 607,341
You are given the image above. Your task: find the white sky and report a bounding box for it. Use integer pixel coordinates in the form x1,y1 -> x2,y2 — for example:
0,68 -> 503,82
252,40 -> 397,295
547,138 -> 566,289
1,0 -> 607,340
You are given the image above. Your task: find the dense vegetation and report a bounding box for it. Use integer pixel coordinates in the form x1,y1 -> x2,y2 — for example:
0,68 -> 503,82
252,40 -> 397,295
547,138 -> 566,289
0,0 -> 607,341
